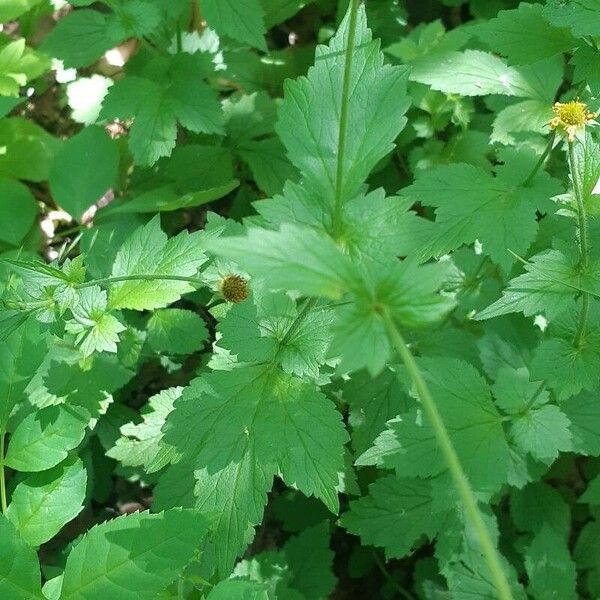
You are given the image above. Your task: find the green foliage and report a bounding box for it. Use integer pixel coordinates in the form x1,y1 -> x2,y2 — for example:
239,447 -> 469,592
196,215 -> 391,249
1,1 -> 600,598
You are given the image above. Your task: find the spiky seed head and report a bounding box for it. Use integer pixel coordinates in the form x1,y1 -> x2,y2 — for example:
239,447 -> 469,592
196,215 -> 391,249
220,274 -> 249,303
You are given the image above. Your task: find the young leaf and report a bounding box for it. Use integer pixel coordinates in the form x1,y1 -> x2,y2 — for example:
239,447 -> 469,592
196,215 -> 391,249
276,5 -> 410,212
0,516 -> 43,600
6,456 -> 87,547
59,509 -> 207,600
65,286 -> 126,357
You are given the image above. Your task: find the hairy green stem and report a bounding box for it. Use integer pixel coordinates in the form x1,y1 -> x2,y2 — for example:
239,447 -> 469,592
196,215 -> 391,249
568,141 -> 590,347
76,274 -> 204,290
522,133 -> 555,187
568,142 -> 589,269
382,311 -> 514,600
372,550 -> 416,600
0,432 -> 7,514
332,0 -> 360,238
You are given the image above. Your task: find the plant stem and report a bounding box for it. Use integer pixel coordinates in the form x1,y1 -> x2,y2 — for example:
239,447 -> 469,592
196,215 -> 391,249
176,22 -> 183,53
76,274 -> 205,290
522,133 -> 555,187
568,142 -> 589,269
568,141 -> 590,347
332,0 -> 360,238
371,550 -> 416,600
382,311 -> 514,600
0,432 -> 7,514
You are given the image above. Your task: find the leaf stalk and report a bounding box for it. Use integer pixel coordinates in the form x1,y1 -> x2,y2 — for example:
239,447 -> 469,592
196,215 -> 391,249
0,432 -> 7,514
567,141 -> 590,347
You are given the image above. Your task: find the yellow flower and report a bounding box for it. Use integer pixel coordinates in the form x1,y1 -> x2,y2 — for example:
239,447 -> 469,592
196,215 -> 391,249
549,99 -> 597,142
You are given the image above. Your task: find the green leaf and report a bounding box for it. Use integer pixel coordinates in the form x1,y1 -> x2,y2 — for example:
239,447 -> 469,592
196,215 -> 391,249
156,365 -> 347,574
59,509 -> 207,600
0,178 -> 37,246
49,126 -> 118,219
0,39 -> 49,97
238,138 -> 298,197
146,309 -> 208,355
531,299 -> 600,400
475,3 -> 577,64
108,216 -> 208,310
491,368 -> 572,462
0,118 -> 61,182
206,580 -> 270,600
543,0 -> 600,37
0,516 -> 43,600
6,456 -> 87,547
104,180 -> 239,214
42,3 -> 161,69
65,286 -> 126,357
342,476 -> 446,559
212,224 -> 357,299
329,260 -> 454,375
107,387 -> 181,468
477,250 -> 599,321
99,54 -> 223,166
403,151 -> 561,270
0,319 -> 47,431
344,367 -> 408,455
562,392 -> 600,455
410,50 -> 538,97
284,521 -> 337,599
217,291 -> 333,378
276,5 -> 410,212
359,358 -> 510,492
525,526 -> 577,600
203,0 -> 267,50
0,0 -> 44,21
5,405 -> 89,472
44,353 -> 133,418
42,10 -> 121,69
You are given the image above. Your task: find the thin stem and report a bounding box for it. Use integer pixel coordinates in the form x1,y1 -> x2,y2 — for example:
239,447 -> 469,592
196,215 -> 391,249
371,550 -> 416,600
332,0 -> 360,238
176,22 -> 183,53
568,141 -> 590,347
76,274 -> 204,290
1,432 -> 7,514
382,311 -> 514,600
522,133 -> 555,187
568,142 -> 589,269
